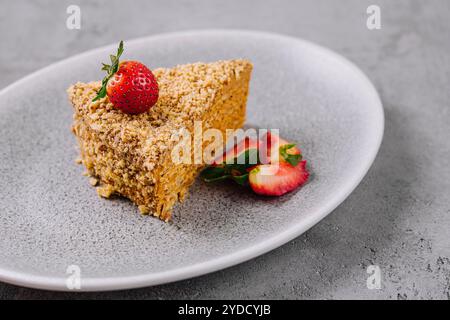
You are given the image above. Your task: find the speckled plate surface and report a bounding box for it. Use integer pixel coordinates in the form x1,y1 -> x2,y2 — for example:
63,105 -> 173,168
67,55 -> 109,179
0,30 -> 383,291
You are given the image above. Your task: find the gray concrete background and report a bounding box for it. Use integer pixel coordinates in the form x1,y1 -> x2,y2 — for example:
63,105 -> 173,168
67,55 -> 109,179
0,0 -> 449,299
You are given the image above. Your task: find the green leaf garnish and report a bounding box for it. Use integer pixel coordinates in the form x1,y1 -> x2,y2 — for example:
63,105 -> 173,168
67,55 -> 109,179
201,166 -> 230,182
202,137 -> 306,192
92,41 -> 124,102
231,173 -> 249,186
201,149 -> 259,185
230,148 -> 259,172
279,143 -> 302,166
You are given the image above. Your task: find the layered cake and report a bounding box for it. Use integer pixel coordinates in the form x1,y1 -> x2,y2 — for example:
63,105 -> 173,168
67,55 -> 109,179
68,59 -> 253,221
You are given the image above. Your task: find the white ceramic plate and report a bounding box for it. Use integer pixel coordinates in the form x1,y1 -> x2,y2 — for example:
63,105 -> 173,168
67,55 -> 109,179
0,30 -> 383,291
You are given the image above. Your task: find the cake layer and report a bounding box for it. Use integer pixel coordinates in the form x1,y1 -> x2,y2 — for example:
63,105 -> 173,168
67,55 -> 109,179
68,59 -> 253,220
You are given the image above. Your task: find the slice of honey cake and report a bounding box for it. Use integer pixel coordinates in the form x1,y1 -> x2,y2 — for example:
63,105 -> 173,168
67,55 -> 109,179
68,59 -> 253,221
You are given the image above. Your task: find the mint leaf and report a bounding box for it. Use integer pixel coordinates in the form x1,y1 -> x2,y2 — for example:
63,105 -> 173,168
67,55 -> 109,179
231,173 -> 249,186
201,149 -> 257,186
204,175 -> 232,183
201,166 -> 227,182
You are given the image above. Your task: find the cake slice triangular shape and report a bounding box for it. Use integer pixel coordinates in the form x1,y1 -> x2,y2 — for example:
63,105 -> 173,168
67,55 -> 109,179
68,59 -> 253,221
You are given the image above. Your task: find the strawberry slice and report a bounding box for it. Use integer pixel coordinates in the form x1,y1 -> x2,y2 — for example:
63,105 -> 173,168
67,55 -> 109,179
249,161 -> 309,196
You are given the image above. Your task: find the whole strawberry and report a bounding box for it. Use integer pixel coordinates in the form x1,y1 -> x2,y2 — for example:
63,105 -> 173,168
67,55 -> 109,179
93,41 -> 159,114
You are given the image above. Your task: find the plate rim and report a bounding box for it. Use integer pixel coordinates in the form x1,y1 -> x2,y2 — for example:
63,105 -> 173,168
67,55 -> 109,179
0,29 -> 384,291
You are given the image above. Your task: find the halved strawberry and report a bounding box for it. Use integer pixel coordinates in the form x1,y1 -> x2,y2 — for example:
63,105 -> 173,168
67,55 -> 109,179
249,161 -> 309,196
202,136 -> 259,186
213,136 -> 259,165
259,131 -> 301,165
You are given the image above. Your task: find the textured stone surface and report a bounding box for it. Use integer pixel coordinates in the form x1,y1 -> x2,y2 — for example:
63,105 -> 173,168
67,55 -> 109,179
0,0 -> 449,299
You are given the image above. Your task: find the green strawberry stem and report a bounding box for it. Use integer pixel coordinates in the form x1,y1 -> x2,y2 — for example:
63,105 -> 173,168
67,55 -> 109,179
92,41 -> 124,102
279,143 -> 302,166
